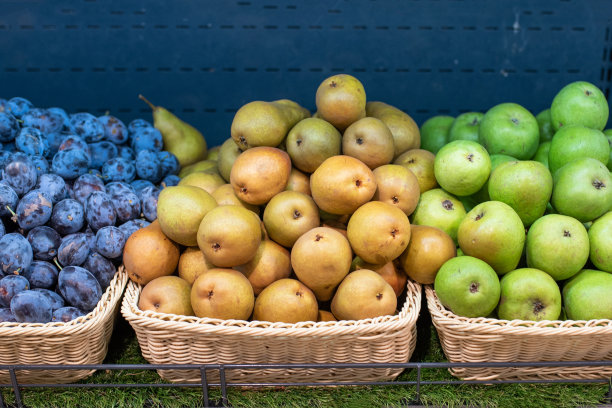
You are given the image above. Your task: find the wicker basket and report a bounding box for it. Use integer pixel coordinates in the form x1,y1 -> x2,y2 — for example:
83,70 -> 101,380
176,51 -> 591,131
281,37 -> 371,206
426,285 -> 612,381
0,267 -> 128,384
122,278 -> 421,384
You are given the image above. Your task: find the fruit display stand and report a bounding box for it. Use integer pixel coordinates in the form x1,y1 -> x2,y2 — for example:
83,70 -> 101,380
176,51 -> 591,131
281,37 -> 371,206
0,268 -> 127,384
121,278 -> 421,383
426,286 -> 612,381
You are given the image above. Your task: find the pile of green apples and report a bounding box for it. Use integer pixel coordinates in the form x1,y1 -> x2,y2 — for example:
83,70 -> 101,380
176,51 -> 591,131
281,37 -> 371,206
415,81 -> 612,322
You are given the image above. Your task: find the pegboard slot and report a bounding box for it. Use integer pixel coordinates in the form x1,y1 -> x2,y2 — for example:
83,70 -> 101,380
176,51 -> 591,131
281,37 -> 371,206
221,25 -> 234,29
331,25 -> 345,29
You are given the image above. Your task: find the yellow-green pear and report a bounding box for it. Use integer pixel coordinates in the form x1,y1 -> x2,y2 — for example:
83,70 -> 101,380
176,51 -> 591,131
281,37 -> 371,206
139,95 -> 207,168
366,101 -> 421,158
178,172 -> 225,194
231,99 -> 310,150
217,138 -> 243,182
179,160 -> 219,178
156,185 -> 217,246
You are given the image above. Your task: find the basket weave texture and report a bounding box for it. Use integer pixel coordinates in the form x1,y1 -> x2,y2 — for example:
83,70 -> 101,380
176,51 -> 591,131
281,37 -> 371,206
0,267 -> 128,384
426,285 -> 612,381
122,278 -> 421,384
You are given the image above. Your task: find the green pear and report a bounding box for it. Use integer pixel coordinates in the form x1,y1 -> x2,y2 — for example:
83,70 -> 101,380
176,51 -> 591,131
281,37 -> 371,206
448,112 -> 484,143
551,158 -> 612,222
479,103 -> 539,160
285,117 -> 341,173
411,188 -> 466,244
178,159 -> 219,178
217,138 -> 243,182
550,81 -> 609,131
434,256 -> 500,318
139,95 -> 207,168
547,124 -> 609,174
434,140 -> 491,196
588,211 -> 612,272
604,129 -> 612,171
535,109 -> 555,143
156,185 -> 217,246
563,269 -> 612,320
526,214 -> 589,281
470,154 -> 516,203
178,171 -> 225,194
457,201 -> 525,275
231,100 -> 310,150
497,268 -> 561,321
532,141 -> 551,169
419,115 -> 454,154
488,160 -> 553,226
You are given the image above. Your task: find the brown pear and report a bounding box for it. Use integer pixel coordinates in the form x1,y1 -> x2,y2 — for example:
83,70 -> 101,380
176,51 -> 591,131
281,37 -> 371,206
197,205 -> 262,267
138,276 -> 194,316
331,269 -> 397,321
230,147 -> 292,205
291,227 -> 352,301
211,184 -> 260,215
263,190 -> 320,248
253,278 -> 318,323
394,149 -> 438,193
310,155 -> 376,215
399,225 -> 456,284
285,168 -> 311,195
366,101 -> 421,158
178,247 -> 216,285
352,257 -> 407,297
372,164 -> 420,216
342,117 -> 395,169
124,221 -> 180,285
217,138 -> 243,182
317,310 -> 337,322
347,201 -> 411,265
191,268 -> 254,320
231,100 -> 310,150
315,74 -> 366,131
178,171 -> 225,194
234,240 -> 292,295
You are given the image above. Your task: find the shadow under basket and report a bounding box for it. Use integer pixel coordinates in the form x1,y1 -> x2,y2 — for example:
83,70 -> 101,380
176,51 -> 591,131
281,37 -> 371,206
426,285 -> 612,381
0,267 -> 128,384
122,279 -> 421,384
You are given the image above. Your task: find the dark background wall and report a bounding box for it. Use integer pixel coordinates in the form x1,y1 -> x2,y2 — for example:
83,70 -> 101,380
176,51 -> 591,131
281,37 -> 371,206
1,0 -> 611,146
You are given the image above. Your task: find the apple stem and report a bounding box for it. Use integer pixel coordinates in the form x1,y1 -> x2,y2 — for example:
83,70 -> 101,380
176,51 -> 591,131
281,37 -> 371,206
139,95 -> 157,111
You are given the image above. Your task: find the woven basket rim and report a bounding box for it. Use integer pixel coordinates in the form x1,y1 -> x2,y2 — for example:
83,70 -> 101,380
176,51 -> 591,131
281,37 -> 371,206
121,276 -> 422,337
425,284 -> 612,333
0,266 -> 128,335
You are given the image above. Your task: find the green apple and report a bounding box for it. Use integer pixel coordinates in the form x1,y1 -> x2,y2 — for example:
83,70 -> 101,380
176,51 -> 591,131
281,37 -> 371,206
550,81 -> 609,131
547,124 -> 609,174
488,160 -> 553,226
457,201 -> 525,275
535,109 -> 555,143
420,115 -> 454,154
434,140 -> 491,196
411,188 -> 466,244
588,211 -> 612,272
551,158 -> 612,222
604,129 -> 612,172
526,214 -> 589,281
434,256 -> 500,318
497,268 -> 562,321
533,141 -> 551,169
563,269 -> 612,320
470,154 -> 516,204
448,112 -> 484,143
479,103 -> 539,160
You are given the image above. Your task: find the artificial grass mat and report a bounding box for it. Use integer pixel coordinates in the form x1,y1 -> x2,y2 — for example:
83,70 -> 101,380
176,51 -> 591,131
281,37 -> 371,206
1,297 -> 610,408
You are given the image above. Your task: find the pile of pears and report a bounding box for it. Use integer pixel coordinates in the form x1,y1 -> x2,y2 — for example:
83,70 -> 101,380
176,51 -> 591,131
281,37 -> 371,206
126,74 -> 452,324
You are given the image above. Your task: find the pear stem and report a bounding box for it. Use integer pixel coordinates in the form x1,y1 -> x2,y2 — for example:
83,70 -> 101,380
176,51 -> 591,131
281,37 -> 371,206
139,94 -> 157,111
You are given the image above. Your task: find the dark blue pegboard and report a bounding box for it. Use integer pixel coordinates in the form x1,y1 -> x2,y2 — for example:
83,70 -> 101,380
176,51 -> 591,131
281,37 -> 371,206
0,0 -> 611,146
